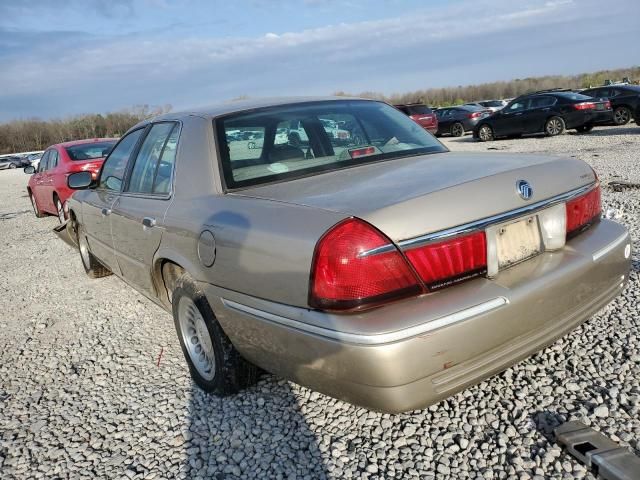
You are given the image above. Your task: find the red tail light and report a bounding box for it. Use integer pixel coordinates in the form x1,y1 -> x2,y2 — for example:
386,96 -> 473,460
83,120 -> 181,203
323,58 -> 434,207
566,185 -> 601,236
309,219 -> 421,310
467,112 -> 483,119
573,102 -> 596,110
405,232 -> 487,290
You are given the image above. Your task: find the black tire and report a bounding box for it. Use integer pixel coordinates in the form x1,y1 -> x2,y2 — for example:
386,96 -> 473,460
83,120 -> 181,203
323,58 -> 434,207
544,116 -> 565,137
613,106 -> 631,126
29,192 -> 45,218
450,122 -> 465,137
477,124 -> 494,142
8,163 -> 17,169
576,124 -> 594,133
76,224 -> 112,278
172,274 -> 260,395
54,195 -> 65,223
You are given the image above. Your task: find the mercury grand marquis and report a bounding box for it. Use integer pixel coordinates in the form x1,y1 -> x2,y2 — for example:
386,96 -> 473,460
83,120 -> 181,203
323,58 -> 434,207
64,98 -> 631,413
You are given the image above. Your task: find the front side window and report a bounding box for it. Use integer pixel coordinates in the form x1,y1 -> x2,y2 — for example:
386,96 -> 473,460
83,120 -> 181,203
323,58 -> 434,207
38,151 -> 50,172
99,128 -> 144,191
66,141 -> 116,161
126,122 -> 178,195
507,100 -> 527,112
216,100 -> 447,189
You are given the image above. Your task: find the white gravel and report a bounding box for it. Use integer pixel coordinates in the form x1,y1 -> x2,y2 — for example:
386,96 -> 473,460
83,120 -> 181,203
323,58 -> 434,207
1,125 -> 639,479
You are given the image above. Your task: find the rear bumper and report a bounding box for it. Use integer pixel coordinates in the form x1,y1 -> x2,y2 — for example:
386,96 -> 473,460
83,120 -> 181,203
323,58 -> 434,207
576,110 -> 614,127
202,219 -> 631,413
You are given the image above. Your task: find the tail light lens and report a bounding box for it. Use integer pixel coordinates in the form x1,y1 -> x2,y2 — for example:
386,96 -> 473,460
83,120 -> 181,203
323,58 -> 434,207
566,185 -> 601,237
573,102 -> 596,110
468,112 -> 482,119
309,219 -> 421,311
404,232 -> 487,290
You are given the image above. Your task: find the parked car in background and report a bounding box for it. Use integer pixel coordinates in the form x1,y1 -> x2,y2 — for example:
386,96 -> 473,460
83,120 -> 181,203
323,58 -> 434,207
465,100 -> 508,113
474,91 -> 613,141
394,103 -> 439,134
435,105 -> 491,137
63,97 -> 630,413
0,156 -> 29,170
26,152 -> 43,169
580,84 -> 640,126
24,138 -> 117,222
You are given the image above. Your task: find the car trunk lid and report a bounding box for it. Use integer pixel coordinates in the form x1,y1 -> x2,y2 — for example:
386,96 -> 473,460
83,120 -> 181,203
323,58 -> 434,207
232,152 -> 596,242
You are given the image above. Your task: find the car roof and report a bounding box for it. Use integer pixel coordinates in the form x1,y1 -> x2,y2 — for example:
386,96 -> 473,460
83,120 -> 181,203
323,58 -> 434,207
138,96 -> 372,125
50,138 -> 119,148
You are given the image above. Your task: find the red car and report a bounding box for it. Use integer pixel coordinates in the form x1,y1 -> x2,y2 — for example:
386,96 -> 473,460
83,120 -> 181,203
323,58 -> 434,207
394,103 -> 439,134
25,138 -> 117,222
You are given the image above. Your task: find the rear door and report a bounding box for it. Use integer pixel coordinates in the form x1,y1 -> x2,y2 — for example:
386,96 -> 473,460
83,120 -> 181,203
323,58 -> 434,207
522,96 -> 556,133
82,128 -> 146,273
436,109 -> 452,133
110,122 -> 180,295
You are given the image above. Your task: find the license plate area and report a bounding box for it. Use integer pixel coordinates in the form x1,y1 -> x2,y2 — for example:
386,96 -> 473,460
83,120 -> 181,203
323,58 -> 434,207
486,215 -> 543,276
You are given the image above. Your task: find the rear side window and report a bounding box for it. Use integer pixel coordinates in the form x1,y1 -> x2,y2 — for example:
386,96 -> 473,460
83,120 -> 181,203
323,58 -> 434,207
65,141 -> 116,161
99,128 -> 144,191
530,97 -> 556,108
126,122 -> 180,195
407,105 -> 432,115
49,150 -> 59,169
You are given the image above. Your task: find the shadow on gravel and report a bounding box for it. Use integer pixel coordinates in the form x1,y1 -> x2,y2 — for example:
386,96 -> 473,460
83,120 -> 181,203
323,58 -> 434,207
569,126 -> 640,137
532,410 -> 566,442
182,378 -> 327,479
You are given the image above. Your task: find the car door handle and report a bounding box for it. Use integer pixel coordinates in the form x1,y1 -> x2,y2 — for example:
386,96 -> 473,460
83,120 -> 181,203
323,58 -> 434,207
142,217 -> 156,228
101,208 -> 111,216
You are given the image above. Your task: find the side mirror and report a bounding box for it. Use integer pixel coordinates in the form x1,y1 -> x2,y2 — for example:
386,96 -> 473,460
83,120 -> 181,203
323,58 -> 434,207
68,171 -> 94,189
24,166 -> 35,174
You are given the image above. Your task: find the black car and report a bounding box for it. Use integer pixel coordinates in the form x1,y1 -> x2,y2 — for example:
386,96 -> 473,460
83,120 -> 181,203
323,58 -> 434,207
435,105 -> 491,137
473,90 -> 613,142
581,84 -> 640,126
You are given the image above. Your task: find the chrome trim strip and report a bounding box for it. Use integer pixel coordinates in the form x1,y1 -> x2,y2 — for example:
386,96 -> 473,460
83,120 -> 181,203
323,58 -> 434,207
222,297 -> 508,346
358,243 -> 396,258
398,182 -> 596,250
592,232 -> 629,261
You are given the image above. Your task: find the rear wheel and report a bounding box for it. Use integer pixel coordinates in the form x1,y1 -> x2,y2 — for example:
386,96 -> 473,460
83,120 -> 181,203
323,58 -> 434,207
545,116 -> 565,136
576,124 -> 594,133
477,124 -> 494,142
613,106 -> 631,125
172,274 -> 259,394
29,192 -> 45,218
450,122 -> 465,137
77,224 -> 112,278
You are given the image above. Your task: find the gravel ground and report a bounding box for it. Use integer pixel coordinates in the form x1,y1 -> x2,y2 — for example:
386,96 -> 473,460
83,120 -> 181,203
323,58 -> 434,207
0,125 -> 639,479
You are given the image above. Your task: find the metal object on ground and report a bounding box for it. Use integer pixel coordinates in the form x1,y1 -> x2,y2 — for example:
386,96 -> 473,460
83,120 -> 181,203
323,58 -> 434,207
53,221 -> 77,249
555,421 -> 640,480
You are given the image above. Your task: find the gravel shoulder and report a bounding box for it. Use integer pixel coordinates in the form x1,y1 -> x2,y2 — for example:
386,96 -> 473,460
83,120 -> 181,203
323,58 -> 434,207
1,126 -> 639,479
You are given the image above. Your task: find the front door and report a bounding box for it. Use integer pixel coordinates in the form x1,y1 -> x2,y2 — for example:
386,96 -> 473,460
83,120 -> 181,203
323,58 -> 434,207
83,128 -> 146,273
110,122 -> 180,295
493,99 -> 527,136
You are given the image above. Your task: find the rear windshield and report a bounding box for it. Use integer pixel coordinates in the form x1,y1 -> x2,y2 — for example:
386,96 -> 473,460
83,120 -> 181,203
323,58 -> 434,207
216,100 -> 447,189
65,141 -> 116,161
554,92 -> 593,101
406,105 -> 432,115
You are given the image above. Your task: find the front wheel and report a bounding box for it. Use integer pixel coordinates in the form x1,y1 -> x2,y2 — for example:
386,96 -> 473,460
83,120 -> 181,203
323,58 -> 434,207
477,124 -> 494,142
77,224 -> 112,278
576,124 -> 594,133
172,274 -> 260,394
450,122 -> 465,137
613,106 -> 631,125
8,163 -> 16,169
545,116 -> 565,136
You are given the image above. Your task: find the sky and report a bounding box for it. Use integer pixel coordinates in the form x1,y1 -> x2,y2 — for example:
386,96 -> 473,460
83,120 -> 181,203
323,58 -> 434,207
0,0 -> 638,121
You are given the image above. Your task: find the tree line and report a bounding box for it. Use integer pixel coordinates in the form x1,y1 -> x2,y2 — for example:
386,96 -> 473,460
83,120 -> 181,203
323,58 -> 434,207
0,105 -> 171,155
334,66 -> 640,107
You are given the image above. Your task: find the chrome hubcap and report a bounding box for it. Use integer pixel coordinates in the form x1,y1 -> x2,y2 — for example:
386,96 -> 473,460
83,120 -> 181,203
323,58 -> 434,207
480,126 -> 492,141
547,119 -> 562,135
614,108 -> 629,124
178,297 -> 216,381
